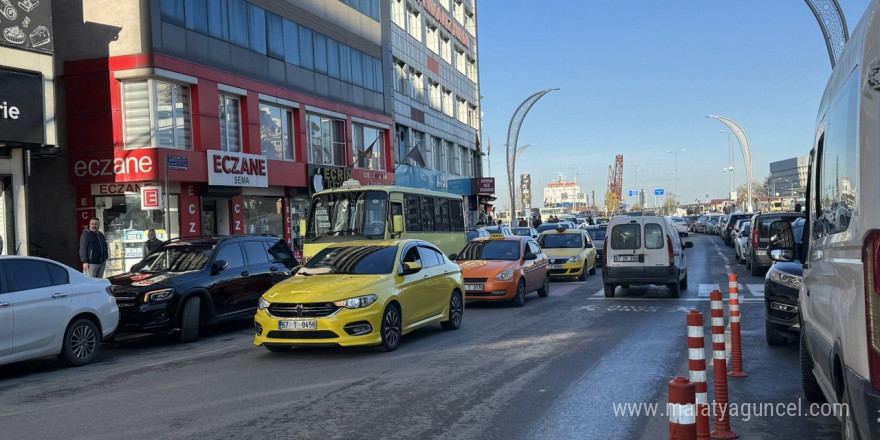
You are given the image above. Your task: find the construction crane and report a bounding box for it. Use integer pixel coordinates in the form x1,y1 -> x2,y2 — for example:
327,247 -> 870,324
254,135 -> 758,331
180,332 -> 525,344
604,155 -> 624,214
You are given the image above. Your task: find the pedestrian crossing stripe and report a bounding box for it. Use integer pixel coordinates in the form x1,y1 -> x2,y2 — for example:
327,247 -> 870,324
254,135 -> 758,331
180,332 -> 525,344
698,284 -> 720,297
745,284 -> 764,297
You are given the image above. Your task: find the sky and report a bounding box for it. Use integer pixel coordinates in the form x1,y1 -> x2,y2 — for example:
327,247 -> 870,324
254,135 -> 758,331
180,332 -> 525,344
477,0 -> 872,210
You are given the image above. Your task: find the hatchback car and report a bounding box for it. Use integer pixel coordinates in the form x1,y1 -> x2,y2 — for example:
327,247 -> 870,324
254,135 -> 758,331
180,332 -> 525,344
0,256 -> 118,367
453,235 -> 549,306
109,235 -> 297,342
584,224 -> 607,267
254,240 -> 463,352
665,216 -> 689,236
539,228 -> 597,281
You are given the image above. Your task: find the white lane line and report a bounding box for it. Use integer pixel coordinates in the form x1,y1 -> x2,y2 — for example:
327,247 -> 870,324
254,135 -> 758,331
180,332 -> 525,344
698,284 -> 720,297
593,289 -> 604,297
585,297 -> 763,303
745,283 -> 765,297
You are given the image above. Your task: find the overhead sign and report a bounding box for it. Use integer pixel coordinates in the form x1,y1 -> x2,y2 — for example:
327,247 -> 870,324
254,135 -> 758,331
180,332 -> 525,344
166,155 -> 188,170
474,177 -> 495,195
91,182 -> 142,195
208,150 -> 268,187
628,190 -> 638,197
654,188 -> 665,196
141,186 -> 162,210
310,165 -> 353,192
0,69 -> 44,145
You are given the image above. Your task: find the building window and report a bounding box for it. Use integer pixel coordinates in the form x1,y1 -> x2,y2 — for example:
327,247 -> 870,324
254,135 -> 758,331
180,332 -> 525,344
426,24 -> 439,54
457,97 -> 467,123
453,0 -> 464,23
307,113 -> 345,166
465,8 -> 475,35
455,46 -> 466,74
395,60 -> 408,96
432,136 -> 444,172
445,141 -> 456,173
466,56 -> 477,82
228,0 -> 249,47
391,0 -> 405,28
122,79 -> 192,150
266,12 -> 284,60
429,80 -> 441,111
440,34 -> 451,64
259,102 -> 294,161
247,3 -> 267,54
468,104 -> 477,128
442,88 -> 453,117
461,146 -> 472,177
353,123 -> 385,171
411,69 -> 424,103
409,130 -> 424,167
219,93 -> 242,153
407,6 -> 422,41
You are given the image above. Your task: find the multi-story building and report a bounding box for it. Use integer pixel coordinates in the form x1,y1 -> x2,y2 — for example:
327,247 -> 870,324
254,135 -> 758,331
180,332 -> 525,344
768,156 -> 808,198
54,0 -> 395,274
387,0 -> 486,225
0,0 -> 58,258
543,175 -> 587,211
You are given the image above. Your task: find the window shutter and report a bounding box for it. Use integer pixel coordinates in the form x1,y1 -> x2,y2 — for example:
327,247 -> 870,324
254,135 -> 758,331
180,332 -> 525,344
123,80 -> 152,148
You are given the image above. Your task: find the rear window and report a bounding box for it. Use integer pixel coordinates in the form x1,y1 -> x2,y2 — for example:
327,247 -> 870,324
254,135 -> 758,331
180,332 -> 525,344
757,215 -> 802,239
644,223 -> 664,249
610,224 -> 641,250
586,229 -> 606,241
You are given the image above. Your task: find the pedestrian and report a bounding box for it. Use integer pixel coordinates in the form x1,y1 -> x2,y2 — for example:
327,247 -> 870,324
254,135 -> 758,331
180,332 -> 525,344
143,229 -> 163,256
519,218 -> 527,227
534,216 -> 542,228
794,203 -> 802,213
79,217 -> 109,278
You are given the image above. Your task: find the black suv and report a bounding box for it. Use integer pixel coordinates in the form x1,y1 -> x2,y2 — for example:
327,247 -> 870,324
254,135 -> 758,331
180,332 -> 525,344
721,213 -> 754,246
109,235 -> 297,342
764,218 -> 805,345
746,212 -> 805,276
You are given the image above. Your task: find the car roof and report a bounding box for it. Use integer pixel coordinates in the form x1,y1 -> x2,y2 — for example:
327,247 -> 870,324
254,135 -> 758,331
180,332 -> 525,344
539,228 -> 583,235
472,235 -> 529,242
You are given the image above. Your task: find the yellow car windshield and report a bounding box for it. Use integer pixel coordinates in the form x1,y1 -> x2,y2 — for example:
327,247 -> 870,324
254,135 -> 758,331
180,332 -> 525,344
301,245 -> 398,275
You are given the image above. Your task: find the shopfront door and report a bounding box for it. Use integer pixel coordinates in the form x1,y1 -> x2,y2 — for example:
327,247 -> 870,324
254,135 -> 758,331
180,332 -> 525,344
97,193 -> 179,276
201,198 -> 230,236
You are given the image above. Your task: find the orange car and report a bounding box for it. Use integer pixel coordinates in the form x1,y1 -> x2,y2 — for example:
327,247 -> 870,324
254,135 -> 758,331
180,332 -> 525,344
451,235 -> 550,306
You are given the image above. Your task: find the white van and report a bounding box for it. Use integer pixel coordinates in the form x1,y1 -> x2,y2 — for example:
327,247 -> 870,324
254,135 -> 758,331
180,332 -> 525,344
769,4 -> 880,438
601,216 -> 692,298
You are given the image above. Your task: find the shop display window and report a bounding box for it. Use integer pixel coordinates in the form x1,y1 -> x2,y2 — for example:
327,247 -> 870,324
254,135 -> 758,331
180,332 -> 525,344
243,196 -> 283,236
98,194 -> 179,276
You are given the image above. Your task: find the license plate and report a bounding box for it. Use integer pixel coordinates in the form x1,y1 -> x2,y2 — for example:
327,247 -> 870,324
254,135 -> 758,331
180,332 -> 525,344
278,320 -> 318,330
614,255 -> 639,262
465,284 -> 484,291
549,264 -> 563,269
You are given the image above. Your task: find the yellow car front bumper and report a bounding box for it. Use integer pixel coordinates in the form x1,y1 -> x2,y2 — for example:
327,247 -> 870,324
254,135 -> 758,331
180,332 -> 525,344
253,305 -> 384,347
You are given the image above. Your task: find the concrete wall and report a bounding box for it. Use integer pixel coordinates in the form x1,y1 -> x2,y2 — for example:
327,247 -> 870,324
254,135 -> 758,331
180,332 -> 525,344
53,0 -> 149,62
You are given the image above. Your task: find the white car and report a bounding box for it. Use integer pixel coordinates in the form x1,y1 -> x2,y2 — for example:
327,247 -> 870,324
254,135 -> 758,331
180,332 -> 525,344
733,221 -> 751,264
0,256 -> 118,367
665,216 -> 689,236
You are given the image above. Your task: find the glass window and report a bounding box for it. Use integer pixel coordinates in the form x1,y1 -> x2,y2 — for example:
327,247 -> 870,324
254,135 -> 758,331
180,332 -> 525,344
207,0 -> 229,40
436,198 -> 450,232
407,6 -> 422,41
458,240 -> 520,261
610,224 -> 641,250
259,103 -> 294,161
339,45 -> 352,83
450,199 -> 464,231
123,79 -> 191,150
265,240 -> 295,265
306,113 -> 345,166
373,57 -> 383,91
303,245 -> 397,275
100,194 -> 180,276
215,244 -> 245,270
395,125 -> 408,164
432,136 -> 444,172
327,39 -> 340,79
243,196 -> 283,236
228,0 -> 249,47
299,26 -> 314,70
418,246 -> 442,267
313,34 -> 328,74
161,0 -> 185,25
185,0 -> 208,33
134,243 -> 212,273
363,53 -> 376,92
47,263 -> 69,285
394,60 -> 407,95
404,194 -> 421,232
644,224 -> 664,249
6,260 -> 51,292
282,19 -> 300,65
353,123 -> 385,170
266,12 -> 284,60
445,141 -> 455,173
391,0 -> 405,28
219,94 -> 241,153
351,48 -> 364,87
538,234 -> 583,249
402,246 -> 422,266
247,3 -> 267,54
421,196 -> 435,231
426,24 -> 439,53
243,241 -> 270,265
440,34 -> 451,64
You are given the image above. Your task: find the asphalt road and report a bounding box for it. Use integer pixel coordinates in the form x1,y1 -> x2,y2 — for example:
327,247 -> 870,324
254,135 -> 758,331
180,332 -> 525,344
0,233 -> 841,439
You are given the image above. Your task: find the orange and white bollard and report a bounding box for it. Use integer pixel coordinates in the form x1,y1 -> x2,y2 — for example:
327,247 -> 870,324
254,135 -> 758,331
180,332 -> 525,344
687,310 -> 711,440
668,376 -> 697,440
710,289 -> 738,439
727,274 -> 747,378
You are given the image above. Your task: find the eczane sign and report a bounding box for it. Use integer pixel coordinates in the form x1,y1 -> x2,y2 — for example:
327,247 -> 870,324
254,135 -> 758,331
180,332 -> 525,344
207,150 -> 268,187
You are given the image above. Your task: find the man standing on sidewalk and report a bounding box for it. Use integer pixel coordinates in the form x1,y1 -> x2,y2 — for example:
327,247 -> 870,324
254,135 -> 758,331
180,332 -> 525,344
79,218 -> 109,278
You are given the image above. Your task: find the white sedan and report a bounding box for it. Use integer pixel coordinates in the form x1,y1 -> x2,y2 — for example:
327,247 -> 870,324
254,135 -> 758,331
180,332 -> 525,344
0,256 -> 118,367
734,222 -> 752,264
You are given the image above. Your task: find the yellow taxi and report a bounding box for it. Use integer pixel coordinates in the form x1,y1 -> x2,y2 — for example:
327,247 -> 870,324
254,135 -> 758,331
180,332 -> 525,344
538,227 -> 597,281
452,234 -> 549,306
254,239 -> 463,352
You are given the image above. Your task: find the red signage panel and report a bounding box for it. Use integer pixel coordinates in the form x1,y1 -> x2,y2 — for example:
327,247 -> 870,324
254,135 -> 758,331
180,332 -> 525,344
180,184 -> 201,237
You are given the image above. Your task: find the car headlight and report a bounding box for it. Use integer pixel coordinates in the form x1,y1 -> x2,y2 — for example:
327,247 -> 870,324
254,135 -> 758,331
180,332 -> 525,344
495,269 -> 514,281
144,288 -> 174,303
258,297 -> 270,310
770,270 -> 802,289
333,294 -> 378,309
567,255 -> 582,263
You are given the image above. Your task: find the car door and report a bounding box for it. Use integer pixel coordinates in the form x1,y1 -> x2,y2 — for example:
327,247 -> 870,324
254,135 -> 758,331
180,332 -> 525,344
582,231 -> 596,271
396,245 -> 432,325
418,246 -> 452,317
523,241 -> 544,290
208,243 -> 249,318
240,240 -> 274,311
0,262 -> 12,357
642,220 -> 667,267
6,259 -> 71,354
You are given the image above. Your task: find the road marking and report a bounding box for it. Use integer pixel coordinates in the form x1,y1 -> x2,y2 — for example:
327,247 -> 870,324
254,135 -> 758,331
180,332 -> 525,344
584,297 -> 763,303
745,283 -> 765,297
698,284 -> 720,297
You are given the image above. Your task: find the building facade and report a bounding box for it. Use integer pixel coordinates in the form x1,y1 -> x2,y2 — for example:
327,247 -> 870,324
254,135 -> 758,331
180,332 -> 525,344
768,156 -> 808,198
387,0 -> 485,225
543,175 -> 587,211
56,0 -> 395,274
0,0 -> 58,258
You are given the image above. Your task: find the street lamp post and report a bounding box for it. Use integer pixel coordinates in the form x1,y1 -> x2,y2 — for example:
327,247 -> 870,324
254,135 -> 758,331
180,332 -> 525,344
666,149 -> 685,211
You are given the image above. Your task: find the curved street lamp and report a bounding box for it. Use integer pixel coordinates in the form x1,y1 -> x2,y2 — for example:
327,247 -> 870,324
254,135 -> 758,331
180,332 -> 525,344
706,115 -> 753,212
506,88 -> 558,225
804,0 -> 849,68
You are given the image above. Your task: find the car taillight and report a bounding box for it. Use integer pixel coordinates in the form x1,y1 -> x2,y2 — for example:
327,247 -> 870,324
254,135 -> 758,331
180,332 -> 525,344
862,230 -> 880,391
603,237 -> 608,259
667,236 -> 674,266
752,225 -> 759,248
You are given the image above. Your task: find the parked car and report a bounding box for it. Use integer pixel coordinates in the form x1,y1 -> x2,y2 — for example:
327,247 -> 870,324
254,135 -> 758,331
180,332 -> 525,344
745,212 -> 804,276
453,235 -> 549,306
722,213 -> 755,246
511,226 -> 539,239
693,215 -> 709,233
484,225 -> 514,236
684,215 -> 699,232
0,256 -> 118,367
705,215 -> 720,235
584,224 -> 607,267
109,235 -> 297,342
665,216 -> 689,236
602,216 -> 692,298
733,221 -> 751,264
466,228 -> 490,242
717,215 -> 730,237
254,240 -> 463,352
536,222 -> 572,233
764,218 -> 804,346
539,228 -> 597,281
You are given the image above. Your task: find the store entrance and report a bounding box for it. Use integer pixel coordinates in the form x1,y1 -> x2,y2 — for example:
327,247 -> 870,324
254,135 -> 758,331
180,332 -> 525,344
201,198 -> 230,235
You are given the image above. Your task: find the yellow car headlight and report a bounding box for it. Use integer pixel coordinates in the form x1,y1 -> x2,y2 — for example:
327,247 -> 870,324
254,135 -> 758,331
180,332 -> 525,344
334,294 -> 378,309
567,255 -> 582,263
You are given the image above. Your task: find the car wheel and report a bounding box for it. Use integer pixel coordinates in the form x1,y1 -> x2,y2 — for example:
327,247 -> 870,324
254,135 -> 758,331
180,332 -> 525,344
604,283 -> 615,298
537,275 -> 550,298
800,330 -> 827,403
668,282 -> 681,299
679,275 -> 688,290
179,296 -> 201,343
588,261 -> 596,275
441,291 -> 463,330
765,320 -> 789,346
378,304 -> 402,352
577,265 -> 587,282
59,318 -> 100,367
510,280 -> 526,307
265,345 -> 292,353
750,257 -> 762,276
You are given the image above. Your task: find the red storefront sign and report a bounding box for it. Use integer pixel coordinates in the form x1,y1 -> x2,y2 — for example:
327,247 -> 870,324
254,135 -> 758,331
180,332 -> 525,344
352,169 -> 395,186
475,177 -> 495,195
140,186 -> 162,210
180,184 -> 201,236
231,194 -> 245,234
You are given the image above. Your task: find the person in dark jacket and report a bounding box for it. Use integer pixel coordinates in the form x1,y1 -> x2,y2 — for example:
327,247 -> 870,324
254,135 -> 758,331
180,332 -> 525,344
79,218 -> 109,278
143,229 -> 163,256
